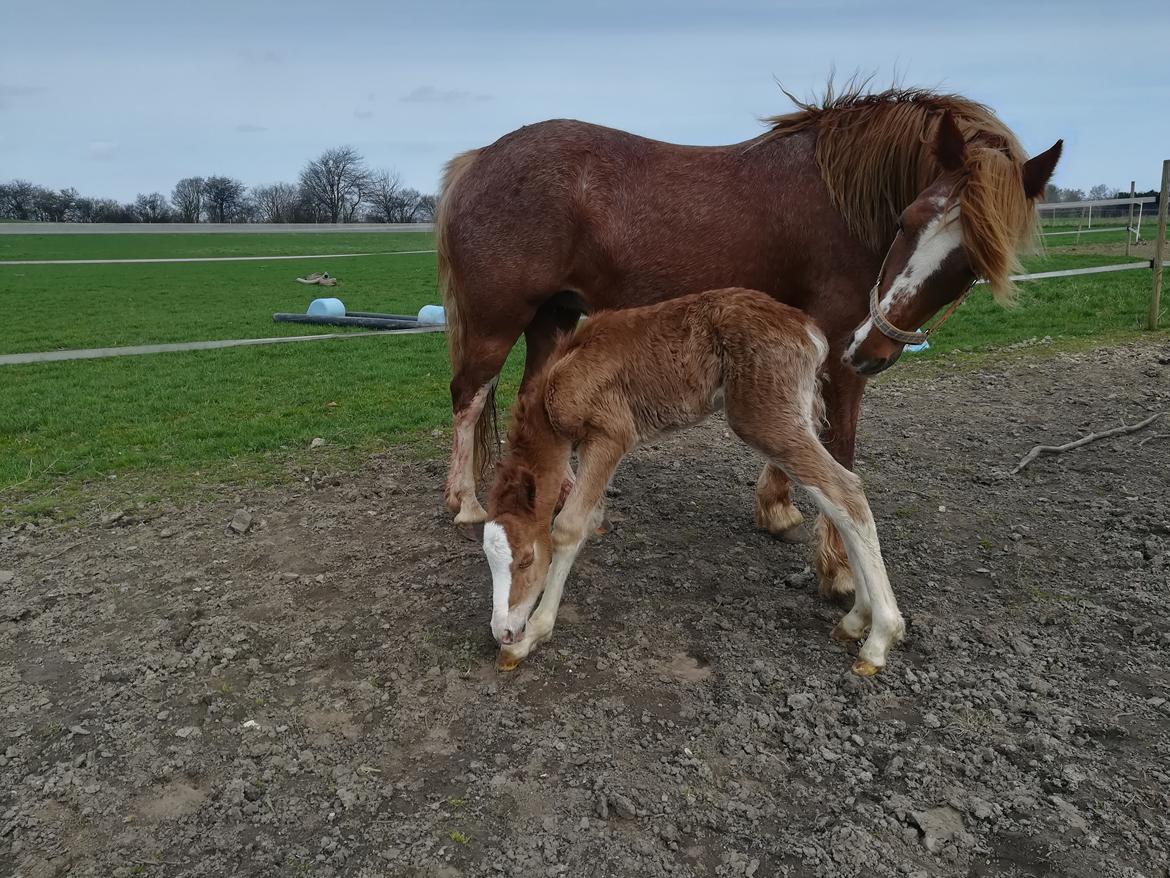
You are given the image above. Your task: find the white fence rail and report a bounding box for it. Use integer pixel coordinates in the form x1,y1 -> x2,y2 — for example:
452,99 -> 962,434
0,222 -> 434,235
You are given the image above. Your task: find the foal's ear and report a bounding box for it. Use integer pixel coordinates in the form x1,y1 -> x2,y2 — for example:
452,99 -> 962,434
1022,139 -> 1064,200
934,111 -> 967,173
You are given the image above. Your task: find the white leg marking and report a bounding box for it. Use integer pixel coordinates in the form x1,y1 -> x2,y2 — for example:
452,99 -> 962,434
451,381 -> 494,523
804,484 -> 904,669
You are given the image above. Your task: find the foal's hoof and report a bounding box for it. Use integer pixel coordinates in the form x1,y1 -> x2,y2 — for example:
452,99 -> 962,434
496,650 -> 521,672
831,622 -> 864,643
851,659 -> 881,677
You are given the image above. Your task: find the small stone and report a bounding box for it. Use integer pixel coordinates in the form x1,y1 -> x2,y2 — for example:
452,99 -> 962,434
0,570 -> 14,585
175,726 -> 202,739
310,437 -> 326,449
609,793 -> 636,819
911,806 -> 965,852
786,693 -> 814,710
101,509 -> 126,527
228,509 -> 253,535
595,794 -> 609,819
923,713 -> 942,729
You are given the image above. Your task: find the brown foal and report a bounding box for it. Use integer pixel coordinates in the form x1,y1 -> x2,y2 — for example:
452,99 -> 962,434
482,288 -> 905,676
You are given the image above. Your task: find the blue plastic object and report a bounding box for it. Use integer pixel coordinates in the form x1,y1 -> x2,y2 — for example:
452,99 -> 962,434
307,297 -> 346,317
417,304 -> 446,325
906,332 -> 930,353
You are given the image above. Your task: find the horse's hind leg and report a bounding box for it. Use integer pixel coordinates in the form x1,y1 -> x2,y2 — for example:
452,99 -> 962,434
754,463 -> 806,540
522,300 -> 583,513
446,332 -> 517,524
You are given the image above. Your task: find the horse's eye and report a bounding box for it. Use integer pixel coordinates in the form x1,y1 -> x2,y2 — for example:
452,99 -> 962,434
517,557 -> 534,570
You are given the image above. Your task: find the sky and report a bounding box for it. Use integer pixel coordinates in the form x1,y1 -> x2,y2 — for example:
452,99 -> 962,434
2,0 -> 1168,202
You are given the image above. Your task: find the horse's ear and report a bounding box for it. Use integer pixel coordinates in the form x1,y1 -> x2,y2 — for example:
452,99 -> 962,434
1022,139 -> 1063,200
935,111 -> 967,172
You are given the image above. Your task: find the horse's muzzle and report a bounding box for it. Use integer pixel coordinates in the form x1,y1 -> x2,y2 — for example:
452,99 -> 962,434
845,351 -> 901,377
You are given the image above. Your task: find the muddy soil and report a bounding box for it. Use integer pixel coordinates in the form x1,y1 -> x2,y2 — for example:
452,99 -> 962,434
2,342 -> 1169,878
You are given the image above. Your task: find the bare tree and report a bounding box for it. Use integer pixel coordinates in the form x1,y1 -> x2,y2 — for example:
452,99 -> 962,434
133,192 -> 172,223
1088,184 -> 1115,201
171,177 -> 205,222
32,186 -> 75,221
299,146 -> 371,223
365,170 -> 424,222
202,175 -> 247,223
415,193 -> 438,222
252,182 -> 300,223
0,180 -> 37,220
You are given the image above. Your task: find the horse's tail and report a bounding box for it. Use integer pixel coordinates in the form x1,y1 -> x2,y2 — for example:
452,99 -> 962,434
435,148 -> 497,477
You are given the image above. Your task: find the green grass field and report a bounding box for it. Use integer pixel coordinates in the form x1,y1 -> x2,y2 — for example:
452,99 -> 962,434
1,230 -> 1166,518
0,231 -> 433,261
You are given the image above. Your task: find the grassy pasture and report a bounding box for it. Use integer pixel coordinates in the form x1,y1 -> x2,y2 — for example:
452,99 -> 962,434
1,230 -> 1166,517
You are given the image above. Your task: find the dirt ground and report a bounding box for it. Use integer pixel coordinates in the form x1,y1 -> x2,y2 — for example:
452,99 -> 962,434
2,341 -> 1169,878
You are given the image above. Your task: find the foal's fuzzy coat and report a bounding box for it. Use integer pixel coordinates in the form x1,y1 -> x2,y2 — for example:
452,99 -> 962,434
483,288 -> 905,675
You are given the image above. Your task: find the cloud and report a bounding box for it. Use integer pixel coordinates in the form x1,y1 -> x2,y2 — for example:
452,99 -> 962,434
235,123 -> 268,133
238,48 -> 284,66
400,85 -> 492,104
86,140 -> 118,161
354,109 -> 373,120
0,83 -> 45,110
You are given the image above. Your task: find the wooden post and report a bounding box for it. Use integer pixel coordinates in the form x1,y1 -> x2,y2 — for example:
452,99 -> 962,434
1127,180 -> 1135,256
1150,159 -> 1170,331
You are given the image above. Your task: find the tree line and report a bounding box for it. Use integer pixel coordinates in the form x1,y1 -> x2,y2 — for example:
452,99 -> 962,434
0,146 -> 436,224
1044,183 -> 1154,203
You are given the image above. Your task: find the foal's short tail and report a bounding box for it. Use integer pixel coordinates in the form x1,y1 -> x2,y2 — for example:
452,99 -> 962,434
435,147 -> 497,476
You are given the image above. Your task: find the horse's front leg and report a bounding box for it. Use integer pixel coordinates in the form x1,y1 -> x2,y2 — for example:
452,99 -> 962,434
813,360 -> 866,603
754,463 -> 806,539
497,437 -> 628,671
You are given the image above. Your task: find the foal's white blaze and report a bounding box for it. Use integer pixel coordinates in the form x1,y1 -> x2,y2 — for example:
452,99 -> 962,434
483,521 -> 513,640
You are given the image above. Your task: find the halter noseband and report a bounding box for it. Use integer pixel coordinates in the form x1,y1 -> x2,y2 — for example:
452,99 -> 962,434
867,246 -> 976,347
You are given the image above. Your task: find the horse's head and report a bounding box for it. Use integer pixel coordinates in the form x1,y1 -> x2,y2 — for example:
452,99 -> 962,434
844,112 -> 1062,376
483,465 -> 552,646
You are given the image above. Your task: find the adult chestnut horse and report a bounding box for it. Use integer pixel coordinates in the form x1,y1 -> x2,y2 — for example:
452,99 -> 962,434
438,85 -> 1062,601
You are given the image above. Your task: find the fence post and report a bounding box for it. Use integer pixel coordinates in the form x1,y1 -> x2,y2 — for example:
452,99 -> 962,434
1150,159 -> 1170,331
1127,180 -> 1135,256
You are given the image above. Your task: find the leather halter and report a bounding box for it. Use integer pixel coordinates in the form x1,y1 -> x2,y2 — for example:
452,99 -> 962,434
867,245 -> 977,347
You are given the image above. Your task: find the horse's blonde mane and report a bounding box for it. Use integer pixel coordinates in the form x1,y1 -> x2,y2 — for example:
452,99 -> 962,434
766,85 -> 1038,300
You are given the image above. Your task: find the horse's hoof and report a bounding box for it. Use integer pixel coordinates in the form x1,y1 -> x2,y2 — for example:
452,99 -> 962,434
455,522 -> 484,542
496,651 -> 521,672
831,622 -> 864,643
851,659 -> 881,677
778,522 -> 813,544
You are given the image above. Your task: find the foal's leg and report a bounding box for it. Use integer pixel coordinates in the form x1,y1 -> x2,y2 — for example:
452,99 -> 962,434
779,440 -> 904,674
497,436 -> 627,669
754,463 -> 806,539
812,360 -> 866,603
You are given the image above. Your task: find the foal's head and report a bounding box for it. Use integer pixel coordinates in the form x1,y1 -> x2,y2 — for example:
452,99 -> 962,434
844,112 -> 1062,376
483,463 -> 553,646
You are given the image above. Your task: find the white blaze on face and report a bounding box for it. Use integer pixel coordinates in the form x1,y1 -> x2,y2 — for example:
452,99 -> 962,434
483,521 -> 513,640
847,204 -> 962,360
880,205 -> 963,314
